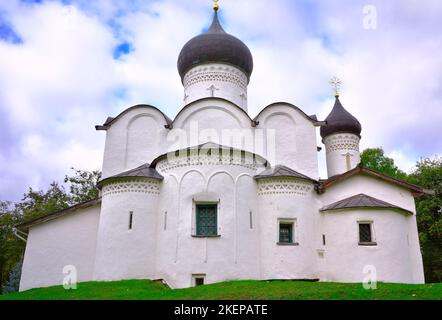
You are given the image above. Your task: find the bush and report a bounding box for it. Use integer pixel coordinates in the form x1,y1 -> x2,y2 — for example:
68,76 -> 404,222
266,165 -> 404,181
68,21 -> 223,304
2,262 -> 22,294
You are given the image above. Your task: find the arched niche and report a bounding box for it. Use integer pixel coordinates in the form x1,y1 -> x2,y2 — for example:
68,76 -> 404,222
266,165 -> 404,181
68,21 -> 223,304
125,114 -> 160,169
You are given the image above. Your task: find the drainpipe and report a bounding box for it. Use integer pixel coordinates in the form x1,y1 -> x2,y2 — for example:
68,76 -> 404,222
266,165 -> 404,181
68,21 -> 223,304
13,228 -> 27,242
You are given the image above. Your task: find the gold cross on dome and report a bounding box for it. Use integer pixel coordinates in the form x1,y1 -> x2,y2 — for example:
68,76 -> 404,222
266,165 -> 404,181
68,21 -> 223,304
330,76 -> 342,97
213,0 -> 219,11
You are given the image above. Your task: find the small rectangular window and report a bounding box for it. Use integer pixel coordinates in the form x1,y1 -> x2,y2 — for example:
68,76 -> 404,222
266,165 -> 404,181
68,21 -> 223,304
164,211 -> 167,231
129,211 -> 134,230
192,274 -> 206,287
359,222 -> 376,245
322,234 -> 326,246
196,204 -> 218,237
195,277 -> 204,286
279,223 -> 293,244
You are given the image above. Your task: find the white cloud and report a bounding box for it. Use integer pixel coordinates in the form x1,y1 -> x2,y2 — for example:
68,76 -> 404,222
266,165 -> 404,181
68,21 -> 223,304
0,0 -> 441,200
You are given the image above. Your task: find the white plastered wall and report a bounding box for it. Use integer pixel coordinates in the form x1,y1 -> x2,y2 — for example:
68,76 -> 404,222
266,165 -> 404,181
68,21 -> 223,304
323,133 -> 361,178
318,174 -> 425,284
19,204 -> 101,291
254,104 -> 319,180
183,63 -> 249,111
93,179 -> 160,281
101,107 -> 170,179
154,155 -> 261,288
256,178 -> 318,280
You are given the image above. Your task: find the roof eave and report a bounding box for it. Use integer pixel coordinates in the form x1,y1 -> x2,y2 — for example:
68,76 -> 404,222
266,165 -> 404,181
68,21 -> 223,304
97,175 -> 164,189
318,165 -> 434,197
254,175 -> 317,183
16,198 -> 102,232
320,206 -> 413,216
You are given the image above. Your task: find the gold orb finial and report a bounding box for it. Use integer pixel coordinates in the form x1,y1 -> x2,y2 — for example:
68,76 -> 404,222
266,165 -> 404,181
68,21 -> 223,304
213,0 -> 219,11
330,76 -> 342,98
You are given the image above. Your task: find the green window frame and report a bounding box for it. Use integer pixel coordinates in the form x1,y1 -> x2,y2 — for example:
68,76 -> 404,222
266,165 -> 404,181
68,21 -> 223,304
196,204 -> 218,237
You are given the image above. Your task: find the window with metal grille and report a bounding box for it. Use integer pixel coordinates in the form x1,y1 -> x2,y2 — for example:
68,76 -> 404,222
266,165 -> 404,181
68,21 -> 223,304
359,223 -> 372,243
279,223 -> 293,243
196,204 -> 218,237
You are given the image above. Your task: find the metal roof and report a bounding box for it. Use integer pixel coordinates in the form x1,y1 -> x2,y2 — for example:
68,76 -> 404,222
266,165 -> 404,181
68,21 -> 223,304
150,142 -> 269,168
254,165 -> 316,182
320,96 -> 362,138
177,10 -> 254,82
16,198 -> 102,232
98,163 -> 164,188
320,193 -> 413,215
318,164 -> 435,197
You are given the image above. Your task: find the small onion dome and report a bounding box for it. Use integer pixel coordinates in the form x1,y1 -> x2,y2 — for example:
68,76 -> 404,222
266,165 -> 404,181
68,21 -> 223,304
177,10 -> 254,82
320,96 -> 362,139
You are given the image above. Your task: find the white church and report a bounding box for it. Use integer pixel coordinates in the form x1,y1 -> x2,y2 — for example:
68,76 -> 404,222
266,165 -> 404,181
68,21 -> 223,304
18,4 -> 431,291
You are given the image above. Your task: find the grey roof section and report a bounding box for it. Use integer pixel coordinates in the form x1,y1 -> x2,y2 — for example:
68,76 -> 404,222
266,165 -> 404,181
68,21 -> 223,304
150,142 -> 269,168
254,165 -> 316,182
98,163 -> 163,187
320,193 -> 413,215
320,97 -> 362,138
96,105 -> 173,131
318,164 -> 435,197
252,102 -> 325,126
103,117 -> 115,126
17,198 -> 102,232
177,10 -> 254,82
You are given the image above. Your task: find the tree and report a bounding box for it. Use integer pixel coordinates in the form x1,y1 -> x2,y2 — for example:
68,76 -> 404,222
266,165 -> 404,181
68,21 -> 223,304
0,202 -> 23,294
64,168 -> 101,205
2,262 -> 22,294
0,168 -> 101,294
360,148 -> 408,180
361,148 -> 442,283
407,157 -> 442,283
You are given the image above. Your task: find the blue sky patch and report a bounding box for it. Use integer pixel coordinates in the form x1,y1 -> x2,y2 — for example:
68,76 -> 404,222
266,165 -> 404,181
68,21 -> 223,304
20,0 -> 44,4
113,42 -> 133,59
0,19 -> 22,44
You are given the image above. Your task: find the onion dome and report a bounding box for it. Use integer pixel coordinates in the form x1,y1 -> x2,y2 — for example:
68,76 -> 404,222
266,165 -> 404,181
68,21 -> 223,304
320,96 -> 362,139
177,9 -> 254,82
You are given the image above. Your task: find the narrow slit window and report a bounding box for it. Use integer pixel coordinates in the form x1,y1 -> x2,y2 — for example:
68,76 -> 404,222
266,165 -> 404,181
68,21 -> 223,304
249,211 -> 253,229
322,234 -> 326,246
129,211 -> 134,230
164,212 -> 168,231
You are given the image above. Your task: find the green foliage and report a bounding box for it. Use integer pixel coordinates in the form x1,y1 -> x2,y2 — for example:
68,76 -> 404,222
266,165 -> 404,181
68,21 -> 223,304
360,148 -> 408,179
64,168 -> 101,205
0,279 -> 441,300
361,149 -> 442,283
15,183 -> 70,222
407,157 -> 442,283
0,202 -> 24,294
0,168 -> 101,294
2,262 -> 22,294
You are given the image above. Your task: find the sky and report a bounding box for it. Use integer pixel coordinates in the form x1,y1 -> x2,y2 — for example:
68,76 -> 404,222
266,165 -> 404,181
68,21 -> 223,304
0,0 -> 441,202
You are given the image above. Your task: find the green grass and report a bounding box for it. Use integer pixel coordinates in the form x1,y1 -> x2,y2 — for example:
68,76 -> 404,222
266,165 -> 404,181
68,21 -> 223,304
1,280 -> 441,300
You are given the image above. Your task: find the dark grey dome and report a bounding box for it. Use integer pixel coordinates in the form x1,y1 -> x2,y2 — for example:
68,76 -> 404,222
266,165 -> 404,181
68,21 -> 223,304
320,96 -> 362,139
177,10 -> 254,82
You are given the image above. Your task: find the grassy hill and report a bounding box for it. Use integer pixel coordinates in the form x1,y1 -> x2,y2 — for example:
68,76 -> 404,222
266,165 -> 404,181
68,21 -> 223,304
1,280 -> 441,300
